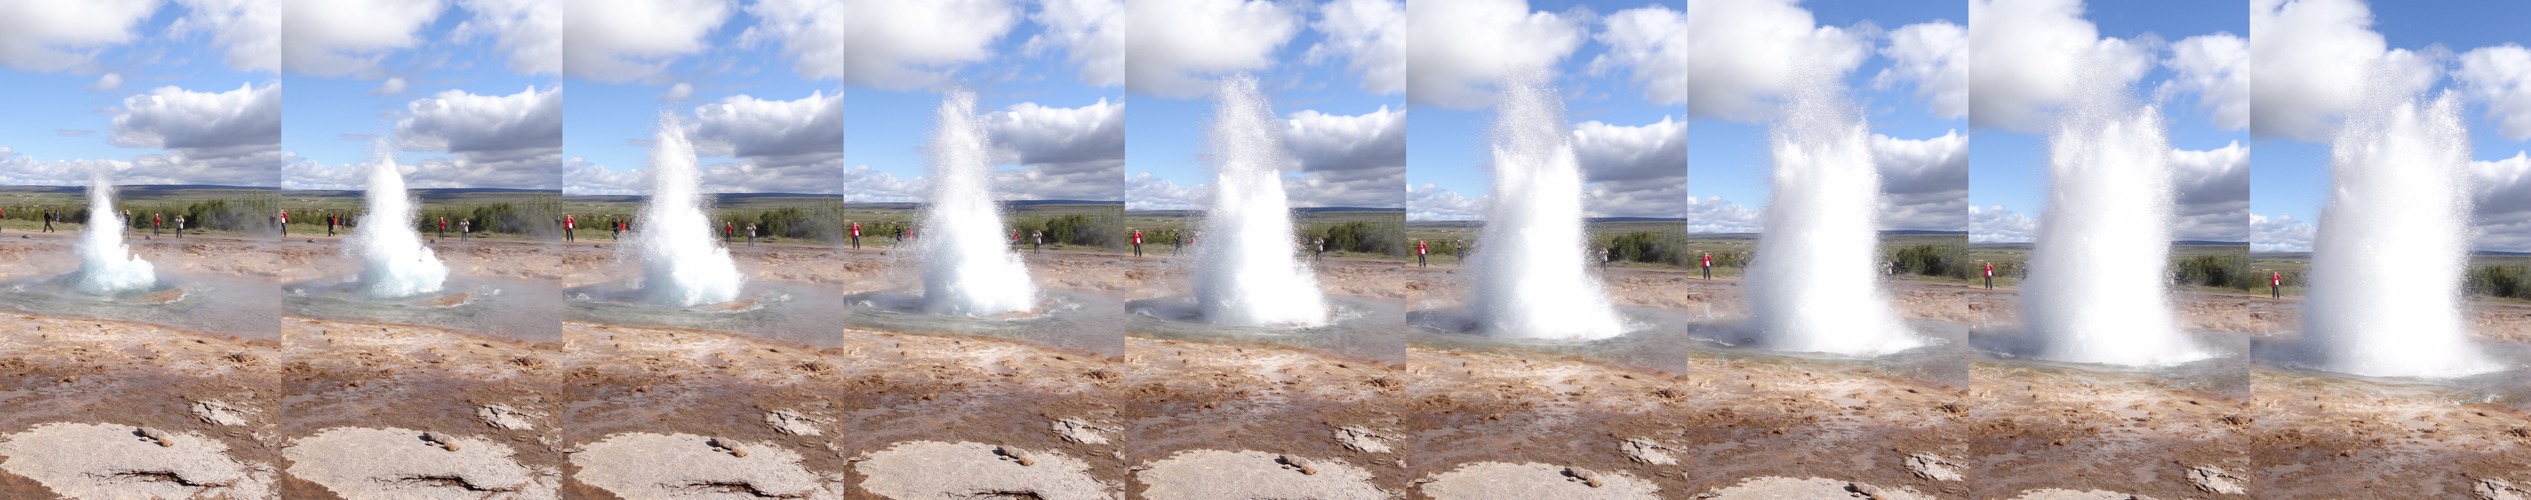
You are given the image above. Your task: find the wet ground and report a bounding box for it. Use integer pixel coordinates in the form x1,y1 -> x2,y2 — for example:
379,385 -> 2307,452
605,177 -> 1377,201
0,239 -> 2524,498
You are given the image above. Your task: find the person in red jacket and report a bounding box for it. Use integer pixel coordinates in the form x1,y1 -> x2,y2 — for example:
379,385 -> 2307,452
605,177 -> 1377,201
1130,228 -> 1143,257
723,221 -> 734,243
2270,270 -> 2283,299
1416,239 -> 1428,268
849,221 -> 862,249
278,209 -> 287,236
437,216 -> 448,239
152,213 -> 163,236
1701,252 -> 1713,280
1983,262 -> 1996,289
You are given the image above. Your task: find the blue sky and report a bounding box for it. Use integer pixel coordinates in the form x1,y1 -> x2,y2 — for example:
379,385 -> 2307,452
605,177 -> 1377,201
844,0 -> 1124,203
2249,0 -> 2531,252
1406,0 -> 1687,221
0,1 -> 280,187
285,1 -> 563,190
1682,0 -> 1967,232
565,0 -> 841,196
1128,0 -> 1407,211
1968,0 -> 2250,243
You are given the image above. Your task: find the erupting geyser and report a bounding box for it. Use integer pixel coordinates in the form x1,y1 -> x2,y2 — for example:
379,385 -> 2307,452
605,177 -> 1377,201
345,146 -> 448,299
1466,75 -> 1624,340
2300,93 -> 2499,378
2020,92 -> 2208,366
71,171 -> 155,295
1745,79 -> 1922,355
916,90 -> 1036,316
1191,76 -> 1327,327
629,114 -> 745,306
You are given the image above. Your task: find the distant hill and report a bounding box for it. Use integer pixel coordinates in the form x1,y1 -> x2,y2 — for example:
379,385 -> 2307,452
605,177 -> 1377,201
5,184 -> 274,195
1587,217 -> 1687,223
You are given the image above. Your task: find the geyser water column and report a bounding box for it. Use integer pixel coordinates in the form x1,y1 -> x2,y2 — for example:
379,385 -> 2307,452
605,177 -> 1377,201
345,147 -> 448,298
916,90 -> 1037,316
1466,75 -> 1625,340
71,170 -> 156,295
1191,76 -> 1328,327
630,113 -> 746,306
2300,93 -> 2498,378
2020,101 -> 2207,367
1745,79 -> 1922,356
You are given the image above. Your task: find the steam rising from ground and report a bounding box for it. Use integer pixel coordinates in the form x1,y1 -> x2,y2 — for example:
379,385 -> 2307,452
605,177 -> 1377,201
72,171 -> 156,295
629,114 -> 745,307
1192,75 -> 1328,327
917,90 -> 1037,316
345,146 -> 448,299
1466,74 -> 1626,340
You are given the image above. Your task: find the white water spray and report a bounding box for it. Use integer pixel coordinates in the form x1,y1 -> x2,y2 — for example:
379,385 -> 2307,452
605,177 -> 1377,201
2301,93 -> 2498,378
630,113 -> 745,306
344,146 -> 448,299
1467,75 -> 1625,340
1192,76 -> 1328,327
1745,79 -> 1922,355
71,171 -> 155,295
917,90 -> 1036,316
2020,97 -> 2209,366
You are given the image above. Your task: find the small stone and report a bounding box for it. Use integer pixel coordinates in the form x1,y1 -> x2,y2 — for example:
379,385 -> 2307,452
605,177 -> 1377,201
1565,467 -> 1602,488
1279,455 -> 1318,475
997,446 -> 1037,466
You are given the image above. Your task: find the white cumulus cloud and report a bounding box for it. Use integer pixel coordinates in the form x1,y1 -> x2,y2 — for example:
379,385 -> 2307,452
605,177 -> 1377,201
283,0 -> 446,77
842,0 -> 1015,89
983,99 -> 1125,200
565,0 -> 732,83
2249,0 -> 2440,142
2161,33 -> 2250,130
1876,21 -> 1969,119
689,91 -> 846,193
1971,204 -> 2037,243
1306,0 -> 1406,95
1683,0 -> 1869,121
90,72 -> 124,91
1968,0 -> 2156,131
1409,0 -> 1585,109
1573,116 -> 1686,218
1873,131 -> 1970,231
1129,0 -> 1301,98
1407,183 -> 1483,221
2474,152 -> 2531,252
2457,45 -> 2531,141
1283,106 -> 1406,208
1025,0 -> 1126,87
392,86 -> 563,189
0,0 -> 157,72
736,0 -> 845,80
104,83 -> 284,186
452,0 -> 563,75
172,0 -> 284,72
2170,142 -> 2251,242
1127,172 -> 1205,211
1688,195 -> 1760,234
2250,212 -> 2315,252
1589,5 -> 1687,106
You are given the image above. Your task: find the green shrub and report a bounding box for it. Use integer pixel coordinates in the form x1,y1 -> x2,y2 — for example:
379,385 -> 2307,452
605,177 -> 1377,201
2468,265 -> 2528,299
2174,254 -> 2256,290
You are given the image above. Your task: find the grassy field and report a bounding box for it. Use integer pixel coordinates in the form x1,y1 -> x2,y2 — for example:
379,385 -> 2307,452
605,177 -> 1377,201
1130,208 -> 1407,259
283,189 -> 561,241
1404,219 -> 1691,268
1686,231 -> 1973,281
0,185 -> 280,236
550,196 -> 1127,251
1969,242 -> 2253,292
2251,251 -> 2531,301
